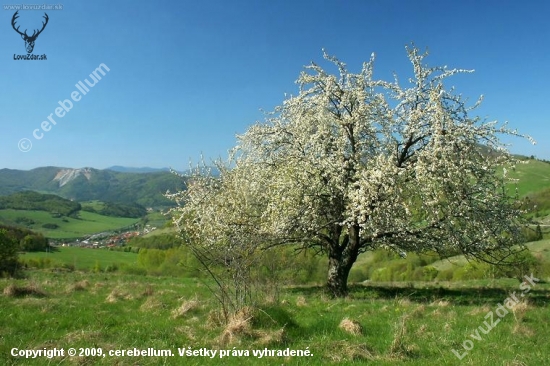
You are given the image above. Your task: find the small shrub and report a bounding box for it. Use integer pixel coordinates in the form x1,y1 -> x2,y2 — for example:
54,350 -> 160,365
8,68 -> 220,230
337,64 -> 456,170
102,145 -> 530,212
436,268 -> 454,281
104,263 -> 118,273
422,266 -> 439,281
42,223 -> 59,229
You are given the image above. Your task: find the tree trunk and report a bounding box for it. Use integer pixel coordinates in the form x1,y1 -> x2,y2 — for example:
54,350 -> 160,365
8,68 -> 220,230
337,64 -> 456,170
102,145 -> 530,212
327,255 -> 352,297
326,225 -> 361,297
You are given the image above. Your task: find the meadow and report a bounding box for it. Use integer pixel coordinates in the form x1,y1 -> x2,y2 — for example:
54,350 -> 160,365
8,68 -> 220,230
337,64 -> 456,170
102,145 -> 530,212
2,158 -> 550,365
505,158 -> 550,197
1,269 -> 549,365
0,209 -> 140,239
19,247 -> 138,272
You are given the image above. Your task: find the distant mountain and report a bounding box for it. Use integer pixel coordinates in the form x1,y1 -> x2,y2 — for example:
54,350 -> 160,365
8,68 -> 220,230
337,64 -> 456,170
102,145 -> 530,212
0,167 -> 187,208
105,166 -> 171,173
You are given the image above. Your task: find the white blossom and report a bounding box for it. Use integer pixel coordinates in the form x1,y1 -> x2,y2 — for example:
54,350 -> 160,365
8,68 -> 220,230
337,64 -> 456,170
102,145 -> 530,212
169,45 -> 531,296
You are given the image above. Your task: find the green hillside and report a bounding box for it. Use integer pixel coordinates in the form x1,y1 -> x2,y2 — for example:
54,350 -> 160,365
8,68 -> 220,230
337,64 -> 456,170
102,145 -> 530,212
505,158 -> 550,197
0,209 -> 139,239
19,246 -> 138,270
0,190 -> 81,216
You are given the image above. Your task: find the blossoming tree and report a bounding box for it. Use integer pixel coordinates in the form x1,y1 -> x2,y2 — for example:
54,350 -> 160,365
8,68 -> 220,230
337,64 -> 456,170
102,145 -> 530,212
172,46 -> 532,297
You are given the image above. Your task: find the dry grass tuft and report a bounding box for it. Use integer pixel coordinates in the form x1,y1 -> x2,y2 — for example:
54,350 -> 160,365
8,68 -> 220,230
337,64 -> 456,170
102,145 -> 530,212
66,280 -> 90,293
410,304 -> 426,318
416,324 -> 428,336
219,307 -> 255,346
3,283 -> 47,298
503,360 -> 528,366
327,342 -> 375,362
468,305 -> 491,316
206,309 -> 226,328
512,324 -> 536,338
397,298 -> 412,307
255,328 -> 286,346
431,299 -> 450,307
389,315 -> 409,357
512,324 -> 535,337
175,326 -> 196,341
511,300 -> 530,322
296,296 -> 307,307
140,297 -> 163,312
105,288 -> 133,303
64,330 -> 102,344
171,299 -> 200,319
339,318 -> 363,336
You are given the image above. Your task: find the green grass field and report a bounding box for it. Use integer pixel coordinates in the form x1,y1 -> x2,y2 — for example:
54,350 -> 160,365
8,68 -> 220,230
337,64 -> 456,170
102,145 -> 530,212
0,209 -> 140,239
19,247 -> 138,271
1,270 -> 549,365
504,158 -> 550,197
2,158 -> 550,364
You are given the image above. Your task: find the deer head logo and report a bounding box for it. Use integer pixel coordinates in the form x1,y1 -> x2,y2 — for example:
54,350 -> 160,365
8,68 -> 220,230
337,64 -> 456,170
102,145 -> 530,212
11,11 -> 49,54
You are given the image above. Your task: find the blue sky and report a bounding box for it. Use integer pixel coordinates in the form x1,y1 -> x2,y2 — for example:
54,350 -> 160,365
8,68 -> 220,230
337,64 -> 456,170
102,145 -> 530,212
1,0 -> 548,170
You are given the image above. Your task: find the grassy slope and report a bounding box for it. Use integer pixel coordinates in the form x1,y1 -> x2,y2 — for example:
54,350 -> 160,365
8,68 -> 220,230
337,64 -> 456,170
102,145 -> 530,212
420,239 -> 550,273
0,209 -> 139,239
505,159 -> 550,197
20,246 -> 138,270
1,271 -> 549,365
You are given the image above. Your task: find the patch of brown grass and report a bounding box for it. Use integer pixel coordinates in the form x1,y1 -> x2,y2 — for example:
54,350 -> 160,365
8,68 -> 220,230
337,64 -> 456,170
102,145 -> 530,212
254,328 -> 286,346
206,309 -> 226,328
339,318 -> 363,336
105,287 -> 133,303
171,299 -> 200,319
503,360 -> 528,366
140,297 -> 163,312
511,300 -> 530,323
468,305 -> 491,316
3,283 -> 47,298
415,324 -> 428,336
431,308 -> 443,317
175,326 -> 196,341
397,298 -> 412,307
512,324 -> 535,337
410,304 -> 426,318
327,341 -> 375,362
64,330 -> 102,344
296,296 -> 307,307
219,307 -> 255,346
430,299 -> 450,307
66,280 -> 90,293
389,315 -> 416,358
